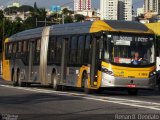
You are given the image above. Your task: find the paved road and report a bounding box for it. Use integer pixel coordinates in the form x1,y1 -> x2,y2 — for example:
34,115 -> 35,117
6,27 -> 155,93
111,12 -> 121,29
0,79 -> 160,120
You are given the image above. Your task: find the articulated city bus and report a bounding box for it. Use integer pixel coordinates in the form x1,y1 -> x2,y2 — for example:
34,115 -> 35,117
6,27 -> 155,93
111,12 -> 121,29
145,23 -> 160,91
2,20 -> 156,95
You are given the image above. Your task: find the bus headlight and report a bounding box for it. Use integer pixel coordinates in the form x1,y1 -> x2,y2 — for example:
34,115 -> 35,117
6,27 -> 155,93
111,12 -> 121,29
149,71 -> 156,78
101,67 -> 114,76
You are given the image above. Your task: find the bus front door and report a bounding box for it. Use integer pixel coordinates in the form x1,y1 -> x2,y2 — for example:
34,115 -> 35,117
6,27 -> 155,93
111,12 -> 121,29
90,36 -> 100,88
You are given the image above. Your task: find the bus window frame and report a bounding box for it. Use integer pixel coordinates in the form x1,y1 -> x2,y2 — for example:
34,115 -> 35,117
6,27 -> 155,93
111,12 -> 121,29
105,32 -> 156,67
33,38 -> 41,65
77,35 -> 85,65
18,41 -> 23,53
56,36 -> 62,64
47,36 -> 57,65
83,34 -> 91,64
69,35 -> 78,64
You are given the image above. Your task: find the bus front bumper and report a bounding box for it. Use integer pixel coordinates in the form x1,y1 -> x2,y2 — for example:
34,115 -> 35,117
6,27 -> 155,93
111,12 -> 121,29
101,73 -> 156,89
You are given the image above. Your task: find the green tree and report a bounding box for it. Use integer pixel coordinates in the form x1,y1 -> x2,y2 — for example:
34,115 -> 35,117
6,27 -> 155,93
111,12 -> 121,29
4,6 -> 18,15
0,10 -> 4,19
62,8 -> 74,15
74,14 -> 85,22
12,17 -> 23,34
64,16 -> 73,23
22,17 -> 36,29
34,2 -> 38,10
17,5 -> 34,12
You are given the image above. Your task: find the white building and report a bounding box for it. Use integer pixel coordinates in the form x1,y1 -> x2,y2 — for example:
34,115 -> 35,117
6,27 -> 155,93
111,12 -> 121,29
0,6 -> 4,10
74,0 -> 91,11
100,0 -> 118,20
144,0 -> 159,14
4,11 -> 31,21
7,2 -> 20,8
137,7 -> 144,16
118,0 -> 132,21
100,0 -> 132,21
75,10 -> 93,17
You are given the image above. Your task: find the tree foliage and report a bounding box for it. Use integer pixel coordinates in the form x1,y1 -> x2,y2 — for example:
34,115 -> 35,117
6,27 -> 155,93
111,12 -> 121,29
64,16 -> 73,23
74,14 -> 85,22
4,6 -> 18,15
17,5 -> 34,12
0,10 -> 4,19
0,6 -> 86,42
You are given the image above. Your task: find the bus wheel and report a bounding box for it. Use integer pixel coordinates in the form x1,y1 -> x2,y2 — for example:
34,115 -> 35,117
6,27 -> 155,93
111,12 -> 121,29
128,89 -> 138,95
81,72 -> 86,88
17,71 -> 26,87
12,72 -> 18,86
83,73 -> 93,94
94,88 -> 102,94
52,73 -> 61,91
62,85 -> 68,91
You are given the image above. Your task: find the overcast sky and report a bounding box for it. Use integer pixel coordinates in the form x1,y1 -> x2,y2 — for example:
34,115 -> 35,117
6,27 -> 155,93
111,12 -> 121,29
0,0 -> 143,10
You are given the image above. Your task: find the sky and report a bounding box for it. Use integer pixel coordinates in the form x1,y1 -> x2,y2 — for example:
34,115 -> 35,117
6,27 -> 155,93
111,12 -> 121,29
0,0 -> 143,11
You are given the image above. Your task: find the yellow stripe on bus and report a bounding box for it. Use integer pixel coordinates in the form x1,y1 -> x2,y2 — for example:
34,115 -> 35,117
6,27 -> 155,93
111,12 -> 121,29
2,38 -> 11,81
102,61 -> 155,78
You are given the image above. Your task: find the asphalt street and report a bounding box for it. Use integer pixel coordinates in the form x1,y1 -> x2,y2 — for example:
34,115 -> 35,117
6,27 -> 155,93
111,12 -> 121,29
0,78 -> 160,120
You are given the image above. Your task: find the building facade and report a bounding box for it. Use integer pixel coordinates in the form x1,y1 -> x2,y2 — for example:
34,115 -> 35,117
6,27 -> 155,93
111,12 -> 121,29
100,0 -> 118,20
137,7 -> 144,16
74,0 -> 91,11
144,0 -> 159,14
118,0 -> 132,21
7,2 -> 20,8
100,0 -> 132,21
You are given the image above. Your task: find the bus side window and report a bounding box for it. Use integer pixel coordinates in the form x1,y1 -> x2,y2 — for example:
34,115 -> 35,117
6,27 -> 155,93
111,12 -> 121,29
70,36 -> 78,64
104,36 -> 109,61
77,35 -> 85,64
9,43 -> 12,54
56,37 -> 62,64
5,43 -> 9,59
48,36 -> 56,64
18,42 -> 22,53
23,41 -> 27,52
21,40 -> 29,65
34,39 -> 41,65
84,35 -> 91,64
13,43 -> 17,54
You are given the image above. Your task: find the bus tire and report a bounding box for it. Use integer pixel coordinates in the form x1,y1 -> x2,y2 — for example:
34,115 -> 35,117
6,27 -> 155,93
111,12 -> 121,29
128,89 -> 138,95
12,72 -> 18,86
81,71 -> 87,88
17,70 -> 26,87
52,73 -> 61,91
83,73 -> 93,94
62,85 -> 68,91
84,80 -> 94,94
94,88 -> 102,94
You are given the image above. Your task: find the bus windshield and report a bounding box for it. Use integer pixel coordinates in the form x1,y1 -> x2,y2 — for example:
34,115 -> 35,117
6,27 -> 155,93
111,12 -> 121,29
103,34 -> 155,65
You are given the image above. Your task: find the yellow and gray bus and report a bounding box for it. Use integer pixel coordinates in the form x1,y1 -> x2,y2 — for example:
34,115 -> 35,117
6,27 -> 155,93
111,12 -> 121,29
2,20 -> 156,95
145,23 -> 160,91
